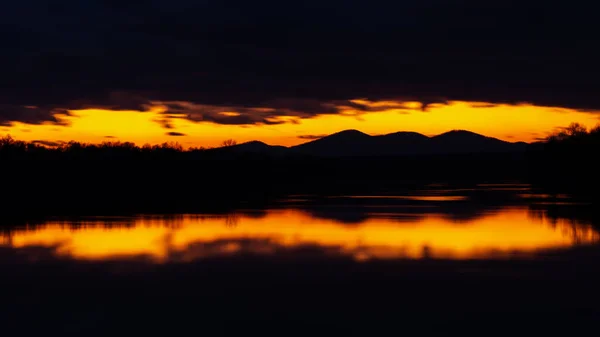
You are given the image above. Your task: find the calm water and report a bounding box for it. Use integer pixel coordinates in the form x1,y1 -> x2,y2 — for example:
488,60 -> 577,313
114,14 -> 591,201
3,184 -> 600,336
2,184 -> 598,262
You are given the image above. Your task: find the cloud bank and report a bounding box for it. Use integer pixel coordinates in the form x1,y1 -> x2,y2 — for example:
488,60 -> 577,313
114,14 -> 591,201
1,0 -> 599,126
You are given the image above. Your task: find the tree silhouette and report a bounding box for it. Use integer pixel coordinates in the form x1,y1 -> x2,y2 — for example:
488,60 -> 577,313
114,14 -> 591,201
547,122 -> 589,142
221,139 -> 237,147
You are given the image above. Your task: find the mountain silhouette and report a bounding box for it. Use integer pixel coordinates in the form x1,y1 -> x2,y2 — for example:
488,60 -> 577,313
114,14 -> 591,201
217,129 -> 529,157
291,129 -> 372,156
429,130 -> 526,154
371,131 -> 431,156
217,141 -> 287,155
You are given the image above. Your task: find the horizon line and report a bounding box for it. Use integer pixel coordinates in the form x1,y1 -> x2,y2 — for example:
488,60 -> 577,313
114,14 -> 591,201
244,128 -> 535,148
1,128 -> 539,149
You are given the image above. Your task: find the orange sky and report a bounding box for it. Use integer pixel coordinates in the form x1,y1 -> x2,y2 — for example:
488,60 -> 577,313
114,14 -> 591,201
2,100 -> 599,148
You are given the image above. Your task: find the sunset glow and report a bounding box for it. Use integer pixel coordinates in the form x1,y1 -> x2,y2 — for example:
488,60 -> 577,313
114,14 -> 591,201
2,101 -> 598,148
4,208 -> 598,261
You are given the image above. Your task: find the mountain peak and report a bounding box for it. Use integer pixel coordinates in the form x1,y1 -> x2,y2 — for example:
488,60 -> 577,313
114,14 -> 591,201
220,140 -> 287,154
240,140 -> 268,146
329,129 -> 370,137
383,131 -> 428,137
379,131 -> 430,140
214,128 -> 529,157
434,130 -> 486,138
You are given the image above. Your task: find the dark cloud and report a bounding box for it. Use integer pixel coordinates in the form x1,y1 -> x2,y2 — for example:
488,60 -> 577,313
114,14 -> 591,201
298,135 -> 327,140
154,98 -> 429,126
1,0 -> 600,125
166,132 -> 187,137
0,105 -> 70,126
0,92 -> 151,126
31,140 -> 65,147
469,103 -> 499,109
158,100 -> 346,126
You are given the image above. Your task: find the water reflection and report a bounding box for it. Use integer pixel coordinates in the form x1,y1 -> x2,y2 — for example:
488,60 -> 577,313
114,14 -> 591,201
342,196 -> 468,201
1,206 -> 598,262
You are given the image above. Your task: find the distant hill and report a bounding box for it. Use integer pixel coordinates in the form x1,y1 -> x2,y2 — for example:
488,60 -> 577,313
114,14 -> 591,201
213,141 -> 288,156
428,130 -> 528,155
290,130 -> 373,157
210,130 -> 530,157
371,131 -> 431,156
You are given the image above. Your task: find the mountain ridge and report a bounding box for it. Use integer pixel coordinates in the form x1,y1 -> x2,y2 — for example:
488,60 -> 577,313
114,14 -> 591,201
220,129 -> 530,157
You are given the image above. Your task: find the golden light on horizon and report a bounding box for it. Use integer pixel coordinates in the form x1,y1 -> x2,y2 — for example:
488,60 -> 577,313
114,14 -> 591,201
3,208 -> 598,261
1,101 -> 599,148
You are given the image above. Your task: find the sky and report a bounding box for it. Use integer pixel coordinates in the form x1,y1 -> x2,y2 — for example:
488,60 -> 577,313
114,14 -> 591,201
2,1 -> 600,147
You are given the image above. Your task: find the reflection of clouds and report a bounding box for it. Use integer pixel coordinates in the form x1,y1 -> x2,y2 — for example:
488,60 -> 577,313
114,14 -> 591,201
168,239 -> 275,262
2,206 -> 599,263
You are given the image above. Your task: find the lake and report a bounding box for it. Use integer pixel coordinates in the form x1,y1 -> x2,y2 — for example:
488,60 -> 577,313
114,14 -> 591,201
2,183 -> 598,262
2,183 -> 600,334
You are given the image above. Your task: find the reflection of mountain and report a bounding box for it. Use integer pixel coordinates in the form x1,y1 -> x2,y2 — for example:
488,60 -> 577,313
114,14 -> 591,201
2,182 -> 599,263
298,203 -> 508,225
2,206 -> 598,262
2,189 -> 597,236
219,129 -> 528,157
283,188 -> 536,224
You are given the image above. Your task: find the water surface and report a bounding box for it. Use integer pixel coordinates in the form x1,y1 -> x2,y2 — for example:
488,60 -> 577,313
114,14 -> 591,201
2,199 -> 597,262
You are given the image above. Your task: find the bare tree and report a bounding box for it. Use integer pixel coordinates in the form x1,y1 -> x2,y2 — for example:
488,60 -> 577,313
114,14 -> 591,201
564,123 -> 588,137
548,122 -> 588,142
221,139 -> 237,147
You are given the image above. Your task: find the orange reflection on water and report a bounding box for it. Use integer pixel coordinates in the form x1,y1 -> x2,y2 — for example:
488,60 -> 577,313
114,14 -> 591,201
2,208 -> 598,261
343,195 -> 468,201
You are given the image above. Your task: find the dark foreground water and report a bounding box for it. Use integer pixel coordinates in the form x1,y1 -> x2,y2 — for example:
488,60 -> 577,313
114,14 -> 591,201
2,183 -> 600,335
